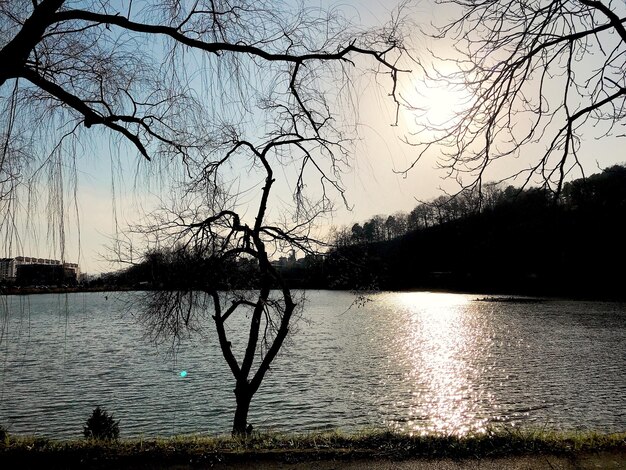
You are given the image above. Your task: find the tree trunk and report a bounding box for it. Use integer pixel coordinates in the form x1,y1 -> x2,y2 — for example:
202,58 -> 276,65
232,387 -> 252,436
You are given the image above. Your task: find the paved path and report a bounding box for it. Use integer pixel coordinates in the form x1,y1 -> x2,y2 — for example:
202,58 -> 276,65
209,451 -> 625,469
4,450 -> 625,468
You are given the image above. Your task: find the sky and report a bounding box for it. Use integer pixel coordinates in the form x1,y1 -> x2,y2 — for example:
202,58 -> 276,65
4,0 -> 626,274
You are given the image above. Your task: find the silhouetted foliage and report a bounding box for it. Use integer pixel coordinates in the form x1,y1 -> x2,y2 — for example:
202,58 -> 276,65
117,246 -> 257,291
326,165 -> 626,298
15,264 -> 77,287
83,406 -> 119,441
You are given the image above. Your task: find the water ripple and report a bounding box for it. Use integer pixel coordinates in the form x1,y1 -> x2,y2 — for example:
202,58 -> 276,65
0,291 -> 625,438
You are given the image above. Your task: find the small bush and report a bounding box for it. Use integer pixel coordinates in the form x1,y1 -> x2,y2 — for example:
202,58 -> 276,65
83,406 -> 120,441
0,424 -> 8,444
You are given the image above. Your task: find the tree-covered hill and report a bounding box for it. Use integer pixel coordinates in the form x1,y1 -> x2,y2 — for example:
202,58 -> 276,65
324,165 -> 626,298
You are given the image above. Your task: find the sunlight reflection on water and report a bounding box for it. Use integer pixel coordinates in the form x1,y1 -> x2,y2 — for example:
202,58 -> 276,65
389,293 -> 490,435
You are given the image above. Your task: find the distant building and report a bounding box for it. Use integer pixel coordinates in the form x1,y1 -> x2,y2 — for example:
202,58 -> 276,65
270,250 -> 298,270
64,262 -> 80,279
0,258 -> 17,280
0,256 -> 80,285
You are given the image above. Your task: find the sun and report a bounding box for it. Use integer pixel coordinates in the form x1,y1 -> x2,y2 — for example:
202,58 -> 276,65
426,85 -> 463,125
401,67 -> 475,130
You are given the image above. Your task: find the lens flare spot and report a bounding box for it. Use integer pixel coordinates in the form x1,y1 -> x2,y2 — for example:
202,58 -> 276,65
179,370 -> 188,378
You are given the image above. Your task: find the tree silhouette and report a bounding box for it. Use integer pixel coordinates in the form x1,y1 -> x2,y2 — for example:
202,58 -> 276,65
1,1 -> 405,162
1,1 -> 412,435
407,0 -> 626,195
1,0 -> 410,247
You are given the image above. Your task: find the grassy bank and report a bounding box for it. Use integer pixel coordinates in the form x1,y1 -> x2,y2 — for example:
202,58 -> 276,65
1,429 -> 625,468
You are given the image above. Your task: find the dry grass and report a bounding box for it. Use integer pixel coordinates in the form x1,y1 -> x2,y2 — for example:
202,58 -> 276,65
1,428 -> 624,468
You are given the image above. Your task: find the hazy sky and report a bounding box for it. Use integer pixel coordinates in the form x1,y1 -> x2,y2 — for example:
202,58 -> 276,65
5,0 -> 625,274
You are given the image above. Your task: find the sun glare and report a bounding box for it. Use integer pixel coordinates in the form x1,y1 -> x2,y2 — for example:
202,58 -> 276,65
398,291 -> 471,311
401,66 -> 475,131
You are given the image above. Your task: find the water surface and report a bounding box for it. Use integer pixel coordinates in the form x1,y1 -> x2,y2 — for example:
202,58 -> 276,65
0,291 -> 624,438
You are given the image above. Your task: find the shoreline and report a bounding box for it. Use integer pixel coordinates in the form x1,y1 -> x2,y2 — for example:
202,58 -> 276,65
2,286 -> 625,302
0,286 -> 136,296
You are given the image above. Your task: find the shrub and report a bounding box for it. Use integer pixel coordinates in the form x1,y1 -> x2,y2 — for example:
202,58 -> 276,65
0,424 -> 7,444
83,406 -> 120,440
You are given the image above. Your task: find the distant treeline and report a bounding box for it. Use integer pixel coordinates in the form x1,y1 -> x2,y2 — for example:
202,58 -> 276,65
105,165 -> 626,299
321,164 -> 626,298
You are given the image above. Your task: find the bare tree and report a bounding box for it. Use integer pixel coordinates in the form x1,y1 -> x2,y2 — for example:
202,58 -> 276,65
405,0 -> 626,197
128,136 -> 320,435
126,100 -> 410,435
1,0 -> 409,164
2,1 -> 412,434
1,0 -> 410,243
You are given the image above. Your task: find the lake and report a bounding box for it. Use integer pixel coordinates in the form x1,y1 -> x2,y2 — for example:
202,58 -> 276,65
0,291 -> 625,438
